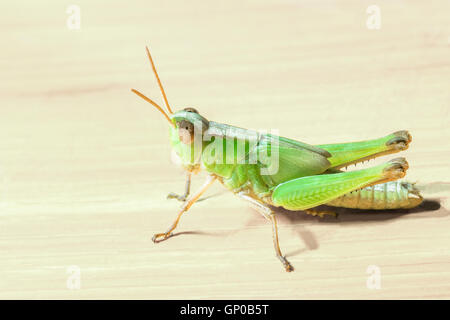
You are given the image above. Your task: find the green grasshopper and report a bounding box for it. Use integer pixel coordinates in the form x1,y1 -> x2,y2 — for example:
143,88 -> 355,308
132,47 -> 423,272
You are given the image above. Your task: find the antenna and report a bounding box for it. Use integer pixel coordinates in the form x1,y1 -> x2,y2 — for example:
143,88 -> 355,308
146,46 -> 173,114
131,88 -> 175,127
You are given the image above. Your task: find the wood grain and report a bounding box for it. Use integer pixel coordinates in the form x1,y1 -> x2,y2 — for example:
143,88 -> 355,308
1,0 -> 449,299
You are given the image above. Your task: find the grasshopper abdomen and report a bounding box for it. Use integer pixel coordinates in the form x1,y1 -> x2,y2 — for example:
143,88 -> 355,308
326,181 -> 423,210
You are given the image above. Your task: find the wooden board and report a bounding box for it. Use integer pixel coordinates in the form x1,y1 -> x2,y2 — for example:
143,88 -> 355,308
1,0 -> 449,299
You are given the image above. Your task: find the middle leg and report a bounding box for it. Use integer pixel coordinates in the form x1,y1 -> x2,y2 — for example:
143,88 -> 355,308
237,192 -> 294,272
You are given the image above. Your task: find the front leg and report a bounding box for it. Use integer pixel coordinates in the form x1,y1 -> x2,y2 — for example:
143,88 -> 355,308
167,171 -> 191,202
153,174 -> 216,243
237,192 -> 294,272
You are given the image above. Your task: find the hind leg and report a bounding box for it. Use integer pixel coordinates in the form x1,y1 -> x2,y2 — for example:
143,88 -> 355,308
272,158 -> 408,211
304,208 -> 337,218
316,130 -> 411,169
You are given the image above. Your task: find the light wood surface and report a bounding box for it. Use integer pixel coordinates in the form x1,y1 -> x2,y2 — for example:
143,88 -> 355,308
1,0 -> 449,299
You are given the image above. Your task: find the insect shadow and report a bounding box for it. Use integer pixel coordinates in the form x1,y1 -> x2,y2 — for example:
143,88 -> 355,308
276,198 -> 444,225
166,196 -> 445,258
273,198 -> 446,258
168,229 -> 242,239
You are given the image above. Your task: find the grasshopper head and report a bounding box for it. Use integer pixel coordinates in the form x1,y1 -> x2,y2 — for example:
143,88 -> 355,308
169,108 -> 209,170
131,47 -> 210,171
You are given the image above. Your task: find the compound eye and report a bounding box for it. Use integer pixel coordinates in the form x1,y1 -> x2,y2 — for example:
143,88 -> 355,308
183,107 -> 198,114
177,120 -> 194,144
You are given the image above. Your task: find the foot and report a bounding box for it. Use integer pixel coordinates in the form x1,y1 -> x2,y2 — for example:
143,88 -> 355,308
167,192 -> 187,202
305,208 -> 338,218
152,232 -> 173,243
278,255 -> 294,272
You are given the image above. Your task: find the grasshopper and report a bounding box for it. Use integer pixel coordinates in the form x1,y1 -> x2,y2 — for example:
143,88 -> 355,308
132,47 -> 423,272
